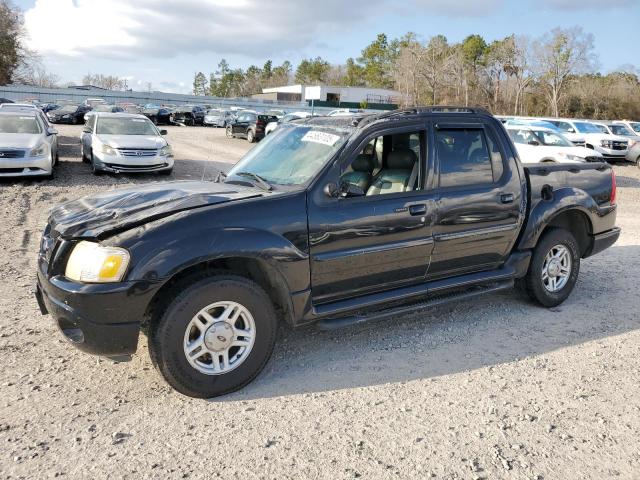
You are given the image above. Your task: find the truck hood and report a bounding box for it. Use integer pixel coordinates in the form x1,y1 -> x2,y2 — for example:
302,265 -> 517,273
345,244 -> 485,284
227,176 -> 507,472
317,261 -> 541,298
49,181 -> 263,239
581,133 -> 629,143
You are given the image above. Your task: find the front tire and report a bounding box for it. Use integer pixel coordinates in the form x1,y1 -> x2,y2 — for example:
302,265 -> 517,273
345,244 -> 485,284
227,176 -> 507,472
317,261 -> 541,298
149,275 -> 277,398
226,126 -> 234,138
90,151 -> 103,176
522,227 -> 580,307
247,129 -> 255,143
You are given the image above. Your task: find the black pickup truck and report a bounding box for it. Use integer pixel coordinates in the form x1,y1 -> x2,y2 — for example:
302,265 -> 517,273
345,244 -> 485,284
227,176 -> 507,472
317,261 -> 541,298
35,107 -> 620,398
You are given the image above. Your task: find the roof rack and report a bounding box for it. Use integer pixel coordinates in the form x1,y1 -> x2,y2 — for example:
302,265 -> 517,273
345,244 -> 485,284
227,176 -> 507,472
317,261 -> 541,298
355,105 -> 493,127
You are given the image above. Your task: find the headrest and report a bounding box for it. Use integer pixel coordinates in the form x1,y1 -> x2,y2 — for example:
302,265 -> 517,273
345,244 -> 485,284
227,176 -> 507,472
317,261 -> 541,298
387,149 -> 417,169
352,154 -> 375,172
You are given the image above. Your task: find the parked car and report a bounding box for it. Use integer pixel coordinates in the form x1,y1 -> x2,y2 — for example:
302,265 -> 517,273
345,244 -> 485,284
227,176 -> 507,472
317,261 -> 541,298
542,118 -> 628,160
503,119 -> 586,145
226,112 -> 278,142
538,118 -> 589,146
0,103 -> 39,111
263,109 -> 286,119
203,109 -> 233,127
80,113 -> 173,175
47,104 -> 92,124
42,103 -> 61,113
172,105 -> 205,126
84,104 -> 124,122
0,98 -> 13,104
122,104 -> 143,115
142,107 -> 173,125
0,110 -> 58,178
591,121 -> 640,148
626,140 -> 640,167
35,106 -> 620,398
265,111 -> 312,135
506,125 -> 602,163
613,120 -> 640,136
84,98 -> 106,108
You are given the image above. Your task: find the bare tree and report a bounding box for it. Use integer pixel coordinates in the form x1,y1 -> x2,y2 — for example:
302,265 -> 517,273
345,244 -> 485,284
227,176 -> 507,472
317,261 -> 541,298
533,27 -> 596,117
420,35 -> 454,105
394,38 -> 427,106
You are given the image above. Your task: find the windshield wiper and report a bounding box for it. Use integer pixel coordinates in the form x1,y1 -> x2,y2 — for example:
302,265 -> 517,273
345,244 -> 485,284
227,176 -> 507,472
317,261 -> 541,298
233,171 -> 273,191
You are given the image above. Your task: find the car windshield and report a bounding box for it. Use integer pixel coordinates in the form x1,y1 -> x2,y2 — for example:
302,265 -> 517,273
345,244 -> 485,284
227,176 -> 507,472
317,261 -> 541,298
0,115 -> 41,134
610,125 -> 634,136
59,105 -> 79,113
96,117 -> 158,135
532,130 -> 573,147
573,122 -> 602,134
226,124 -> 351,186
630,122 -> 640,133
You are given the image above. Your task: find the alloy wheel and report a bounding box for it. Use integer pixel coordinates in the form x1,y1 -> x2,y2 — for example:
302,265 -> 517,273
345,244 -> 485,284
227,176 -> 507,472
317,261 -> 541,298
541,244 -> 572,292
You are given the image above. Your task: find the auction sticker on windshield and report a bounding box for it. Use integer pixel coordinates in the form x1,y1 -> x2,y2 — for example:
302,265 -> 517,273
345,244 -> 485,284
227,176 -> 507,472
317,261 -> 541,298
301,130 -> 341,146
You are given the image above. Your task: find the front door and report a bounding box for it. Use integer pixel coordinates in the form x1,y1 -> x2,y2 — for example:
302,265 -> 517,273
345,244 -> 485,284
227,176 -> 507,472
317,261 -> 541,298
307,123 -> 436,304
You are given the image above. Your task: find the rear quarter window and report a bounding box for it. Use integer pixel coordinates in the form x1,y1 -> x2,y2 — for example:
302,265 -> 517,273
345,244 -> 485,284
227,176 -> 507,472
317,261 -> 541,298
436,128 -> 495,188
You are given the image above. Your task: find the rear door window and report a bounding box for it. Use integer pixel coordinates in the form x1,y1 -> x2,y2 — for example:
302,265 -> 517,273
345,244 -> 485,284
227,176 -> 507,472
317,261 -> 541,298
436,128 -> 494,188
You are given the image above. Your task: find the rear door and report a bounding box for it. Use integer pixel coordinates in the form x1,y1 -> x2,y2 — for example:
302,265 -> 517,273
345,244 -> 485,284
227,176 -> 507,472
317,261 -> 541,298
428,119 -> 523,280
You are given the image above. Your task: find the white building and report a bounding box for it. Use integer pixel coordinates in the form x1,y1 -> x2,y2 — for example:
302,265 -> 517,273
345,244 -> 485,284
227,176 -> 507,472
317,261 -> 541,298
255,84 -> 400,106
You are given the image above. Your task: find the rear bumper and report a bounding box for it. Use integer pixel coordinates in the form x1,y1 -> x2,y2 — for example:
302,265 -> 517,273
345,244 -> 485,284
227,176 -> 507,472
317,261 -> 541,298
584,227 -> 621,258
36,268 -> 162,357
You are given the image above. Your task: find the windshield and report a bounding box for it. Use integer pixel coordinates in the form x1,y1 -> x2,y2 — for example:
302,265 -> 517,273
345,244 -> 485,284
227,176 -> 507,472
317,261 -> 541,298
59,105 -> 79,113
630,122 -> 640,133
532,129 -> 573,147
573,122 -> 602,134
95,105 -> 115,112
227,124 -> 351,186
610,125 -> 634,136
96,117 -> 158,135
0,115 -> 41,134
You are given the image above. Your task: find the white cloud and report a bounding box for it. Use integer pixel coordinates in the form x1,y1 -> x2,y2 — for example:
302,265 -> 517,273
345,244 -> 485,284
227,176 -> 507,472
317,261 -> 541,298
24,0 -> 507,60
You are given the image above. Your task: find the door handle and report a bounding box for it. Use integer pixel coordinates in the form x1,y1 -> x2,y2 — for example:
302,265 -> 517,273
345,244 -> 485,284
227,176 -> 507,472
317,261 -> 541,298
500,193 -> 515,204
409,204 -> 427,216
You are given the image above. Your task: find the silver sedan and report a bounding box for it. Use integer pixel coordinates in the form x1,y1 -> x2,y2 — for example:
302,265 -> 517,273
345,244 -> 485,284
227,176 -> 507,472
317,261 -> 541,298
0,110 -> 58,179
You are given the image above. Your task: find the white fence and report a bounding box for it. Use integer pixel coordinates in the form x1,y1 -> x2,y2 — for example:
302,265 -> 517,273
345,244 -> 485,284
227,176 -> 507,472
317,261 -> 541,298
0,84 -> 386,115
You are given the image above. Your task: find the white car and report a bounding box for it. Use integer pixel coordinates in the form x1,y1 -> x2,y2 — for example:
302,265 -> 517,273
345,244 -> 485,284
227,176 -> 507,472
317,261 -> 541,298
613,120 -> 640,136
506,125 -> 602,163
592,122 -> 640,149
0,110 -> 58,178
327,108 -> 364,117
80,113 -> 173,175
542,118 -> 628,160
265,111 -> 312,135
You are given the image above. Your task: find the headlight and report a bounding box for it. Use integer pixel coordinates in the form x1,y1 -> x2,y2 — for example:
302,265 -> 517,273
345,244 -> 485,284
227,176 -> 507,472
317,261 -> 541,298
159,145 -> 172,156
601,140 -> 613,148
558,152 -> 581,161
101,144 -> 117,155
65,241 -> 130,283
30,143 -> 49,157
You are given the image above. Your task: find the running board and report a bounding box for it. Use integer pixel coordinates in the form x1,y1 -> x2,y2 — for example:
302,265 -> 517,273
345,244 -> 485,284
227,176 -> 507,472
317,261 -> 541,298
316,280 -> 514,331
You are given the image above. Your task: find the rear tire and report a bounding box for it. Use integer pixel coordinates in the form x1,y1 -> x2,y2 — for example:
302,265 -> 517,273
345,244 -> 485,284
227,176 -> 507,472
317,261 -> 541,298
247,129 -> 255,143
523,227 -> 580,307
226,126 -> 234,138
149,275 -> 277,398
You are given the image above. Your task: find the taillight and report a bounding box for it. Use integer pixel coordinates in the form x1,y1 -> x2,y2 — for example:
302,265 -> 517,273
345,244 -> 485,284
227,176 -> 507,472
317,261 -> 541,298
610,169 -> 617,206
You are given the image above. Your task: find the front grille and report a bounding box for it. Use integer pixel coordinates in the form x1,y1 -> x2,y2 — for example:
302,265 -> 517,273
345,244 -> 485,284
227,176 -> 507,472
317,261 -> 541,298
117,148 -> 158,157
0,149 -> 26,158
585,156 -> 602,162
0,167 -> 25,173
105,162 -> 168,171
612,141 -> 627,150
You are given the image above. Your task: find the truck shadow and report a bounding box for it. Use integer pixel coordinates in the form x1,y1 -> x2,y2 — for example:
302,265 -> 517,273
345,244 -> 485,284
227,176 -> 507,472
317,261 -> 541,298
221,244 -> 640,401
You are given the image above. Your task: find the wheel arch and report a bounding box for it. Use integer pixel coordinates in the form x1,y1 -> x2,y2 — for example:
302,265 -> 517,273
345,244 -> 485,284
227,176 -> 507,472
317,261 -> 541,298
145,255 -> 297,328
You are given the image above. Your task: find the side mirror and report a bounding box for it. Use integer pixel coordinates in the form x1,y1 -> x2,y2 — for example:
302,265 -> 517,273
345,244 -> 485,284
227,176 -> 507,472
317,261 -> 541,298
324,182 -> 339,198
159,129 -> 168,135
528,140 -> 540,146
46,127 -> 58,136
339,181 -> 365,198
567,128 -> 575,133
82,127 -> 92,134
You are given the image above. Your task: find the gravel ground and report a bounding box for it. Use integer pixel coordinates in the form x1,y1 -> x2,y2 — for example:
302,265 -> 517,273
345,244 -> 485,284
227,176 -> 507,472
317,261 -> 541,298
1,125 -> 639,479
